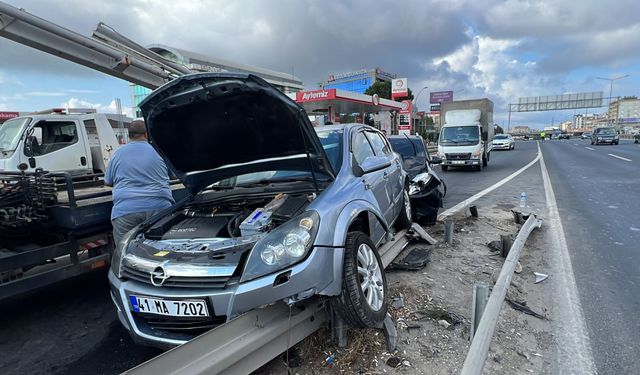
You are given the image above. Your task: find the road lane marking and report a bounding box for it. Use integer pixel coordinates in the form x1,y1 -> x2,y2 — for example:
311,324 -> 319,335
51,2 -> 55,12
538,143 -> 596,373
608,153 -> 632,162
439,144 -> 541,218
585,147 -> 594,150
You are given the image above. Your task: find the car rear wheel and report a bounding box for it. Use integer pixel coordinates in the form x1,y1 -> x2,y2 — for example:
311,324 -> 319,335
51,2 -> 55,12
332,232 -> 388,328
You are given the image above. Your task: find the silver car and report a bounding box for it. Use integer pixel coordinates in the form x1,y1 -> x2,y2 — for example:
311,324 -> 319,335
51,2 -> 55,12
109,73 -> 411,348
492,133 -> 515,150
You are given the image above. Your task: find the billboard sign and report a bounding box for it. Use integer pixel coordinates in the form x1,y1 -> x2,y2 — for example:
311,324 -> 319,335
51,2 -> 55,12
392,78 -> 408,99
430,91 -> 453,104
328,69 -> 369,82
296,89 -> 337,102
0,111 -> 20,121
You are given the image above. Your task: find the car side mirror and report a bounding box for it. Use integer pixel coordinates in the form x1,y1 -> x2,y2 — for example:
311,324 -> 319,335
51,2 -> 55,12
430,156 -> 443,165
24,135 -> 37,157
354,156 -> 391,177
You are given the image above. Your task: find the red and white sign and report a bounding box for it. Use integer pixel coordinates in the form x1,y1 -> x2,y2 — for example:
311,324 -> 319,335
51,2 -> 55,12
0,111 -> 20,121
398,99 -> 412,133
296,89 -> 337,102
372,94 -> 380,106
391,78 -> 408,99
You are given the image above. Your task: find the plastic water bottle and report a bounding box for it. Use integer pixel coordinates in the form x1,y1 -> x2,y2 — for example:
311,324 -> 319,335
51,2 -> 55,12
519,192 -> 527,208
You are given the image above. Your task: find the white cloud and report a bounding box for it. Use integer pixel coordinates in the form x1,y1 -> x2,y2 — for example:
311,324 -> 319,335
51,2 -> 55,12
59,98 -> 134,118
25,91 -> 66,97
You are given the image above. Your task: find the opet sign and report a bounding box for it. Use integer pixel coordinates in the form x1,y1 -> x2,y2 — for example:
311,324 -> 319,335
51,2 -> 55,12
391,78 -> 408,99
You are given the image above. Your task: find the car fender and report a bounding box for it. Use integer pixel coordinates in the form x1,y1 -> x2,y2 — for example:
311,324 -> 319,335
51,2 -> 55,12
317,200 -> 389,296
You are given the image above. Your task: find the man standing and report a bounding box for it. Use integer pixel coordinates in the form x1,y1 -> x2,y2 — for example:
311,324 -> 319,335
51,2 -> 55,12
105,120 -> 174,244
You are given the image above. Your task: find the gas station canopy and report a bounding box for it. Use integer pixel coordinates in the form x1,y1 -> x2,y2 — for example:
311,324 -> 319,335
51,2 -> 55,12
287,89 -> 403,119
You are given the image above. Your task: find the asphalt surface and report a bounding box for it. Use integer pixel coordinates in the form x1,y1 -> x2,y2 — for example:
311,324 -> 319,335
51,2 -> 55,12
436,140 -> 539,209
540,138 -> 640,374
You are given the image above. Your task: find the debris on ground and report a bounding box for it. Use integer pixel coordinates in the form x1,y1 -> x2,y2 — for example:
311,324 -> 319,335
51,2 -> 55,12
534,272 -> 549,283
386,356 -> 401,368
389,247 -> 432,271
506,298 -> 548,320
515,261 -> 523,274
487,239 -> 502,252
391,294 -> 405,309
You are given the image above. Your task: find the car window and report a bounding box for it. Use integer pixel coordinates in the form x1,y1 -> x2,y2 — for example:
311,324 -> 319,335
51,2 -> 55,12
366,131 -> 391,156
30,121 -> 78,156
352,131 -> 375,165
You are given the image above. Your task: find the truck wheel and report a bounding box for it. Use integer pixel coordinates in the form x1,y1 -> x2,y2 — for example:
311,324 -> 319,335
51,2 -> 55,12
395,190 -> 412,230
332,232 -> 388,328
441,165 -> 449,171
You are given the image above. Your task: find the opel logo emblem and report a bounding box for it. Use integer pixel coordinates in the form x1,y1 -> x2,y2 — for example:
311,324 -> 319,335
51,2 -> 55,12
150,265 -> 170,287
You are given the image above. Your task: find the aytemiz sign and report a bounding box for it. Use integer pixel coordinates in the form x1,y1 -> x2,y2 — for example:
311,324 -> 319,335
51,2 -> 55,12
430,91 -> 453,104
391,78 -> 408,99
296,89 -> 337,102
0,111 -> 20,121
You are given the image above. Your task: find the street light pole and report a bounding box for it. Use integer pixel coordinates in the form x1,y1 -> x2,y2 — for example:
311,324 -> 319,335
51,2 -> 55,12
597,74 -> 629,127
413,86 -> 428,136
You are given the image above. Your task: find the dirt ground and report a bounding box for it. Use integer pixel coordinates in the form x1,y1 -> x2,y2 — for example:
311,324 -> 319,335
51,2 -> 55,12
257,204 -> 555,374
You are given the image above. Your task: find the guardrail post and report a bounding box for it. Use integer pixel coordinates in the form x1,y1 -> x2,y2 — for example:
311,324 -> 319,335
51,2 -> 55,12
444,220 -> 454,244
470,283 -> 490,341
469,205 -> 479,218
500,235 -> 512,258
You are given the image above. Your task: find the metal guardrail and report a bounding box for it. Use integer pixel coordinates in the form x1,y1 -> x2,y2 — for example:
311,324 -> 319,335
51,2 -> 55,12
461,214 -> 542,375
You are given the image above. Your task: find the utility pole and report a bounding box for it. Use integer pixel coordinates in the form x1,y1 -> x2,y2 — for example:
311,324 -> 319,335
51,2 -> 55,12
597,74 -> 630,127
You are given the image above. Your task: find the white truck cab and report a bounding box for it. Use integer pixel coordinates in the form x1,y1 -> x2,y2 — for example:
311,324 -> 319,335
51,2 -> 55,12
437,99 -> 494,172
0,113 -> 122,174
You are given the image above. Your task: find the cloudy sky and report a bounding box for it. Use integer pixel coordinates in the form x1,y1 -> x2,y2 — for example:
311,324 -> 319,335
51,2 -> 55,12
1,0 -> 639,129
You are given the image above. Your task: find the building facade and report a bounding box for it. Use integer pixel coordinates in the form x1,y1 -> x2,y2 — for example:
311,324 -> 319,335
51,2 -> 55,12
608,96 -> 640,128
321,68 -> 397,94
130,44 -> 304,117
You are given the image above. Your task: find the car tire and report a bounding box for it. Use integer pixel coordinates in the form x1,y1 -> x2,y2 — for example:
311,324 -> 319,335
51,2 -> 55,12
332,231 -> 388,328
395,189 -> 412,230
614,141 -> 619,145
441,165 -> 448,171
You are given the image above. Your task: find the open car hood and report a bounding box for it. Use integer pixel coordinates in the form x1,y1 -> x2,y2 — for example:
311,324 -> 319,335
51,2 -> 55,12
140,73 -> 335,194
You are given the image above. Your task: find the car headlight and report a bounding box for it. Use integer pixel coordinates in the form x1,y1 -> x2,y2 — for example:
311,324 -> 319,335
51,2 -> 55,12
598,137 -> 603,140
241,210 -> 320,282
111,226 -> 140,278
472,149 -> 482,157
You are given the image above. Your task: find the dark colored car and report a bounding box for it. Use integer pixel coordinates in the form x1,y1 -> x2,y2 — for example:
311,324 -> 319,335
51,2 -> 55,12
558,133 -> 571,139
388,135 -> 446,224
591,127 -> 619,145
634,134 -> 639,143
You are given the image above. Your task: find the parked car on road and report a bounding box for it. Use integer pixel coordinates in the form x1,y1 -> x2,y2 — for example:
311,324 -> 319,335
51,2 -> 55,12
558,133 -> 571,140
581,132 -> 592,140
492,133 -> 515,150
388,135 -> 446,224
634,133 -> 639,143
591,127 -> 619,145
109,73 -> 411,348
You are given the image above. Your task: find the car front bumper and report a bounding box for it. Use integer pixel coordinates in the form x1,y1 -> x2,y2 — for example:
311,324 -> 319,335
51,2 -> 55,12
492,143 -> 511,150
442,158 -> 481,166
595,138 -> 617,143
109,245 -> 337,348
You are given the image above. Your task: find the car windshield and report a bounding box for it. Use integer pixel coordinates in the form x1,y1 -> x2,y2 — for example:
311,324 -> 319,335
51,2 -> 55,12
0,117 -> 30,152
210,128 -> 343,189
389,138 -> 426,159
494,134 -> 509,140
440,126 -> 479,146
596,128 -> 616,135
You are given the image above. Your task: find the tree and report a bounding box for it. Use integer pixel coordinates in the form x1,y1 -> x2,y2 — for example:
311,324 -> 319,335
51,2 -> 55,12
364,81 -> 413,101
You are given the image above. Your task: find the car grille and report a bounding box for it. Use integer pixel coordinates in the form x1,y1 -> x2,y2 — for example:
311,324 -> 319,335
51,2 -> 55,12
121,265 -> 231,289
135,314 -> 227,335
445,153 -> 471,160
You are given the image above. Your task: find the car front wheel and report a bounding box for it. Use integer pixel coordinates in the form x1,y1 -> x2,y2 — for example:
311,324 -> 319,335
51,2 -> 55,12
332,232 -> 388,328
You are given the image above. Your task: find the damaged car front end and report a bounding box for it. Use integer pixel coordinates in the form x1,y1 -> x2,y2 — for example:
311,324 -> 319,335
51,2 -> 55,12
109,73 -> 409,348
389,135 -> 446,224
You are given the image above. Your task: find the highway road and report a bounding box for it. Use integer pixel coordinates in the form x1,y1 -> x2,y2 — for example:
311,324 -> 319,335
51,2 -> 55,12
540,138 -> 640,374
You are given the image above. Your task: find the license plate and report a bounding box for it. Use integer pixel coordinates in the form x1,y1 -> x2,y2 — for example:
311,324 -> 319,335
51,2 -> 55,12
452,160 -> 465,165
130,295 -> 210,317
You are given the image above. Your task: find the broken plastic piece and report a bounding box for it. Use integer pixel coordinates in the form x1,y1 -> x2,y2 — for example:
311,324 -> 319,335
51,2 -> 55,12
389,247 -> 432,271
534,272 -> 548,284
